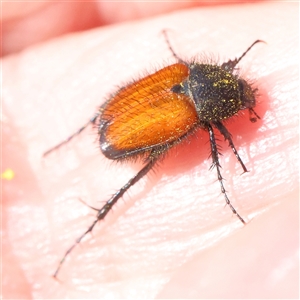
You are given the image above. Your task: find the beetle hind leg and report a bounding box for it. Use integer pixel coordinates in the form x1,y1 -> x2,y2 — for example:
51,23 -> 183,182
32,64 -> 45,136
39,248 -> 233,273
53,155 -> 159,278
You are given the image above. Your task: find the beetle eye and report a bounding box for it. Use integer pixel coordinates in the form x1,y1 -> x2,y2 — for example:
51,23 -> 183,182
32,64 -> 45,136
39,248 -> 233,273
238,79 -> 256,109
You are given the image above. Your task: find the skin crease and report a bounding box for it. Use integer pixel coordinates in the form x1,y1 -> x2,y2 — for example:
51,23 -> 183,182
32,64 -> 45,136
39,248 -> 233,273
2,2 -> 299,299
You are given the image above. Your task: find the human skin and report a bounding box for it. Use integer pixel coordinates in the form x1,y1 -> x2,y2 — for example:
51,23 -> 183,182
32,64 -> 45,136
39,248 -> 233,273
2,2 -> 299,299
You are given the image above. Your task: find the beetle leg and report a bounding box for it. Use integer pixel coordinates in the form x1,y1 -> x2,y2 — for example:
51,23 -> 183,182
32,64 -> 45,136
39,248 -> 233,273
43,113 -> 99,157
249,107 -> 261,123
213,121 -> 248,174
53,156 -> 158,278
162,29 -> 184,63
207,123 -> 246,224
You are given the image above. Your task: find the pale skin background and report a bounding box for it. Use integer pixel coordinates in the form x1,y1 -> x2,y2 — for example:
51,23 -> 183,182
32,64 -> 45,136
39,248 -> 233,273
2,1 -> 299,299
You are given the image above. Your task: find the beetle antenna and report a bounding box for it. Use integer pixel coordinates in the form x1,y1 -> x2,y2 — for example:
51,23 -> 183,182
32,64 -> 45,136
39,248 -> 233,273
221,40 -> 266,71
235,39 -> 266,66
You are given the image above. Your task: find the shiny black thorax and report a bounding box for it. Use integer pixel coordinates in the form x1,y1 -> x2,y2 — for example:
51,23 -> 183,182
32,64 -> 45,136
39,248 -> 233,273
171,63 -> 256,123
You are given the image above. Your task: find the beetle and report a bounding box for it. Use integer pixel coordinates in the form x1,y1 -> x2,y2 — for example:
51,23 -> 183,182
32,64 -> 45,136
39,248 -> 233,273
45,31 -> 264,277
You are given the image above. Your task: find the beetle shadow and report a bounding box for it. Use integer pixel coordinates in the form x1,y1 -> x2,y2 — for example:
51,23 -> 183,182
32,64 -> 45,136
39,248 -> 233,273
98,87 -> 269,234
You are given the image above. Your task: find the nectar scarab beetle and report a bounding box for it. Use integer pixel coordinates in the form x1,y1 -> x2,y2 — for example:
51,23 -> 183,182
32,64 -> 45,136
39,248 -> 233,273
45,31 -> 264,278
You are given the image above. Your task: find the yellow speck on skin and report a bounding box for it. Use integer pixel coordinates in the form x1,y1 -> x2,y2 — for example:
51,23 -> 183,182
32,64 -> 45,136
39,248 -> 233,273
1,168 -> 15,180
